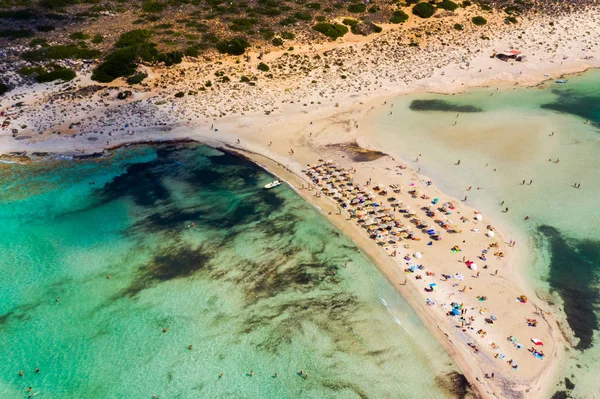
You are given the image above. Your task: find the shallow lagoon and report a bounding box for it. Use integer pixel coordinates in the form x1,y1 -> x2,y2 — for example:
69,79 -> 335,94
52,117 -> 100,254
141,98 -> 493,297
0,144 -> 464,398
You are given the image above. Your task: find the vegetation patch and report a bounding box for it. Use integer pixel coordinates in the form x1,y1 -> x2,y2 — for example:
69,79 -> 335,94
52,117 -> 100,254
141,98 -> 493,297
22,45 -> 101,61
35,68 -> 76,83
390,10 -> 409,23
126,72 -> 148,84
216,37 -> 250,55
0,29 -> 35,39
437,0 -> 458,11
412,2 -> 436,18
472,15 -> 487,25
312,22 -> 348,40
0,81 -> 8,96
347,3 -> 366,13
257,62 -> 270,72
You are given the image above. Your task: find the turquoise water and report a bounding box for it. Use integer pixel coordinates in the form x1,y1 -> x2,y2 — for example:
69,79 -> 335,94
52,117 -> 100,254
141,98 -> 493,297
0,144 -> 464,398
366,69 -> 600,398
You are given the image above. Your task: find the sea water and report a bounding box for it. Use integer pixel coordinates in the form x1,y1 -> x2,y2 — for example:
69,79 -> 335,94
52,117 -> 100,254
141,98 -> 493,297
366,70 -> 600,398
0,144 -> 466,398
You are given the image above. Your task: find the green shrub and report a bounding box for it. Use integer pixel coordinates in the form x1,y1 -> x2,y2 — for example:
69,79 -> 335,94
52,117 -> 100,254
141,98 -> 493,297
257,62 -> 269,72
368,5 -> 378,13
229,17 -> 257,32
92,43 -> 158,82
240,75 -> 250,82
0,82 -> 8,96
294,11 -> 312,20
184,46 -> 200,57
412,2 -> 435,18
216,37 -> 250,55
174,91 -> 184,97
70,32 -> 89,40
506,16 -> 517,23
347,3 -> 366,12
0,29 -> 34,39
35,69 -> 76,83
29,38 -> 49,47
312,22 -> 348,40
142,1 -> 166,13
157,51 -> 183,66
342,18 -> 358,26
91,33 -> 104,43
306,2 -> 320,9
472,15 -> 487,25
371,23 -> 383,33
315,15 -> 326,22
260,29 -> 275,40
37,25 -> 55,32
0,9 -> 36,19
126,72 -> 148,84
22,45 -> 101,61
272,37 -> 283,46
461,0 -> 471,5
437,0 -> 458,11
18,66 -> 46,76
116,30 -> 152,47
39,0 -> 78,9
390,9 -> 409,23
281,31 -> 295,40
453,23 -> 463,30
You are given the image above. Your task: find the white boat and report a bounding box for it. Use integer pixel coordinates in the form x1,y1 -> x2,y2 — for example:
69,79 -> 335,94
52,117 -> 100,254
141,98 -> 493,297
264,180 -> 281,189
555,79 -> 567,84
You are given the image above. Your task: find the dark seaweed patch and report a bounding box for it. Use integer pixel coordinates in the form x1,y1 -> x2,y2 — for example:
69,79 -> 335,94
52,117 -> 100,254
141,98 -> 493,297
435,371 -> 474,399
321,380 -> 370,399
409,99 -> 483,113
550,391 -> 570,399
565,377 -> 575,390
538,225 -> 600,350
122,243 -> 212,297
540,89 -> 600,126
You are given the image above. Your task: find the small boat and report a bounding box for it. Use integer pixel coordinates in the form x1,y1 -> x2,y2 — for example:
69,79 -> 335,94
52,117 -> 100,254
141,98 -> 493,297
555,79 -> 567,84
264,180 -> 281,189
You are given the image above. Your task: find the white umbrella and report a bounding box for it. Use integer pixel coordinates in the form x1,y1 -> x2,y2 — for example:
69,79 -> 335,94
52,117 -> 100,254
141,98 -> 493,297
487,230 -> 495,238
414,252 -> 423,259
470,263 -> 478,271
475,214 -> 483,221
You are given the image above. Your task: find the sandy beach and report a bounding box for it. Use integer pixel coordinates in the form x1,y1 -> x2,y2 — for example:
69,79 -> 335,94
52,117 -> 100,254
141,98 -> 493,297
2,5 -> 599,398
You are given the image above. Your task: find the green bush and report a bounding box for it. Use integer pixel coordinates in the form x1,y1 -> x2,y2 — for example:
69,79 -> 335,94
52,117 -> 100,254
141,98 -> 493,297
260,29 -> 275,40
368,5 -> 378,13
390,10 -> 409,23
69,31 -> 90,40
412,2 -> 436,18
0,82 -> 8,96
29,38 -> 49,47
240,75 -> 250,82
216,37 -> 250,55
437,0 -> 458,11
461,0 -> 471,5
39,0 -> 78,9
116,30 -> 152,47
312,22 -> 348,40
184,46 -> 200,57
280,31 -> 294,40
472,15 -> 487,25
453,23 -> 463,30
92,43 -> 158,82
157,51 -> 183,66
506,16 -> 517,23
347,3 -> 366,13
91,33 -> 104,43
0,9 -> 36,19
315,15 -> 326,22
22,45 -> 101,61
126,73 -> 148,84
174,91 -> 185,98
306,2 -> 320,9
18,66 -> 46,76
342,18 -> 358,26
35,69 -> 76,83
257,62 -> 269,72
294,11 -> 312,20
37,25 -> 55,32
272,37 -> 283,46
229,17 -> 257,32
0,29 -> 34,39
142,1 -> 166,13
371,23 -> 383,33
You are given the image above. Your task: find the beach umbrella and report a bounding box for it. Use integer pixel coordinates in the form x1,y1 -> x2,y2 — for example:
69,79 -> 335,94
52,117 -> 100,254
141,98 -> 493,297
531,338 -> 544,346
475,214 -> 483,221
470,263 -> 478,271
414,252 -> 423,259
487,230 -> 495,238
